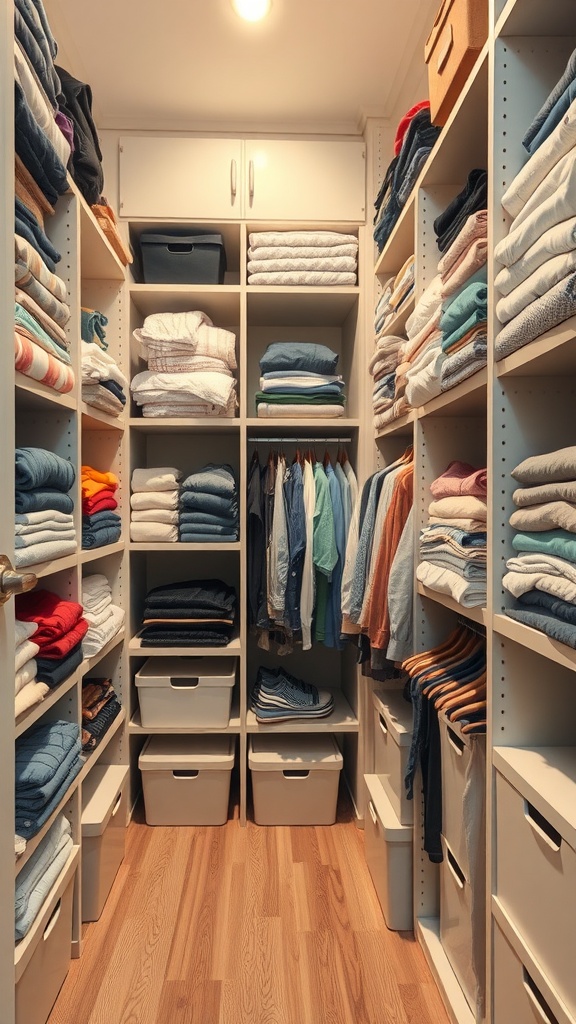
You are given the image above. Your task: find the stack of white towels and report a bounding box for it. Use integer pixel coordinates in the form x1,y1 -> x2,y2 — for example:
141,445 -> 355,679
81,574 -> 125,659
131,311 -> 237,418
247,231 -> 359,286
130,467 -> 181,543
81,342 -> 129,418
15,619 -> 48,717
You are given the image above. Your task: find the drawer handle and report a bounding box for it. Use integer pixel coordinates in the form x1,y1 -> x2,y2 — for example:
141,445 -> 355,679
111,791 -> 123,817
282,770 -> 309,779
170,676 -> 199,688
230,158 -> 237,199
173,770 -> 199,779
368,800 -> 378,826
378,713 -> 388,736
445,845 -> 465,890
166,244 -> 194,254
524,801 -> 562,852
522,967 -> 559,1024
249,159 -> 255,203
436,23 -> 453,73
43,898 -> 62,941
447,725 -> 464,755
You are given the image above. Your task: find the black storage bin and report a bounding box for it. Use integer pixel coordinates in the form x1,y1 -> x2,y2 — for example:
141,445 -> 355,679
139,232 -> 227,284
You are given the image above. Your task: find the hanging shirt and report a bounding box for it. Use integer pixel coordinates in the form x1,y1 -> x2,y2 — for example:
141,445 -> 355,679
268,455 -> 289,621
334,460 -> 352,540
324,462 -> 346,649
283,460 -> 306,632
247,455 -> 267,629
300,459 -> 316,650
312,462 -> 337,643
343,459 -> 359,519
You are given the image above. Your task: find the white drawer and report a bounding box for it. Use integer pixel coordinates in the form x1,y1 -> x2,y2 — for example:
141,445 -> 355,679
373,689 -> 413,825
439,835 -> 477,1013
364,775 -> 412,931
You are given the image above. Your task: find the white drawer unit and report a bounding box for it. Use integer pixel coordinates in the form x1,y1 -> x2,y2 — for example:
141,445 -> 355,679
364,775 -> 413,931
135,656 -> 237,729
81,764 -> 129,922
373,689 -> 413,825
439,835 -> 476,1014
439,712 -> 485,881
494,746 -> 576,1018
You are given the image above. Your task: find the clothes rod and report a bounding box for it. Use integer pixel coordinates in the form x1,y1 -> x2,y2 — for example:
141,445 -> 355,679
248,437 -> 352,443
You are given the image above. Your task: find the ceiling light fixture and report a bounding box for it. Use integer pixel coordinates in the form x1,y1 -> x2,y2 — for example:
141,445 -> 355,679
232,0 -> 271,22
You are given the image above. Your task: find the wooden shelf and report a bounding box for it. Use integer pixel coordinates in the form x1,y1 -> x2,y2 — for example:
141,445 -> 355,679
496,0 -> 575,35
417,582 -> 487,626
129,417 -> 240,433
69,178 -> 126,281
246,417 -> 359,432
375,410 -> 416,440
495,316 -> 576,378
77,708 -> 126,784
130,284 -> 241,322
415,918 -> 476,1024
15,373 -> 76,412
81,541 -> 125,563
246,688 -> 358,733
246,286 -> 359,327
26,552 -> 79,580
81,628 -> 125,675
493,613 -> 576,672
15,670 -> 80,741
128,633 -> 241,657
81,403 -> 126,431
374,194 -> 415,278
418,367 -> 487,418
128,541 -> 240,552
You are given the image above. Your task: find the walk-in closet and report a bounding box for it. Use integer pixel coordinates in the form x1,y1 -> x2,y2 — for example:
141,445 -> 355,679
5,0 -> 576,1021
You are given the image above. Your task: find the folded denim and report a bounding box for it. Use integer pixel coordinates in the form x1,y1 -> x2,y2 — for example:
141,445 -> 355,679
516,587 -> 576,625
144,579 -> 237,616
14,2 -> 60,108
14,82 -> 68,207
180,464 -> 237,497
15,447 -> 75,492
15,199 -> 60,270
178,532 -> 238,543
259,342 -> 339,375
179,510 -> 238,527
179,491 -> 238,515
81,525 -> 122,550
523,48 -> 576,153
15,489 -> 74,515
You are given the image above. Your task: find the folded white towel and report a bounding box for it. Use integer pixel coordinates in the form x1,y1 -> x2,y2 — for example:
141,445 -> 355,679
131,370 -> 235,409
134,310 -> 211,343
259,374 -> 344,389
248,242 -> 358,260
131,490 -> 179,512
248,230 -> 358,249
131,508 -> 179,525
15,638 -> 40,674
256,403 -> 345,418
247,271 -> 357,286
82,604 -> 125,659
15,528 -> 76,548
15,619 -> 38,645
81,341 -> 129,389
15,680 -> 49,717
131,467 -> 182,492
15,510 -> 74,531
15,658 -> 37,695
14,537 -> 77,568
82,573 -> 111,596
416,560 -> 486,607
247,256 -> 357,274
130,522 -> 179,543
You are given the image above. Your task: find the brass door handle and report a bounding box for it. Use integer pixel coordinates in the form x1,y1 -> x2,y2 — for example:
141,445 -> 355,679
0,554 -> 37,604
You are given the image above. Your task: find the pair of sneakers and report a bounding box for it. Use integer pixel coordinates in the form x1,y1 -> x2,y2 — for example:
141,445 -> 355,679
250,667 -> 334,723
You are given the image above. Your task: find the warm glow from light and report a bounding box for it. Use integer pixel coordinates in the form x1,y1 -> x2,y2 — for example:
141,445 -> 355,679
232,0 -> 271,21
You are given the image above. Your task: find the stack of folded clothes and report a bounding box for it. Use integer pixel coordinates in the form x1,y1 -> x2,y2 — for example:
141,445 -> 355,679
81,677 -> 122,752
434,169 -> 488,254
15,719 -> 82,852
247,230 -> 358,285
81,574 -> 125,659
137,579 -> 237,647
14,618 -> 43,718
81,310 -> 128,417
495,46 -> 576,361
250,667 -> 334,723
15,588 -> 88,712
504,446 -> 576,649
15,814 -> 73,941
256,342 -> 345,418
130,467 -> 181,543
15,447 -> 76,567
81,466 -> 121,549
416,461 -> 488,607
438,276 -> 488,392
131,311 -> 237,418
374,102 -> 441,253
402,278 -> 444,409
374,256 -> 416,332
179,465 -> 239,542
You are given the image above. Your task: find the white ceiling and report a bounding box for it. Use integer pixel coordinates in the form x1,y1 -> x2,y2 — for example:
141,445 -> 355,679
45,0 -> 437,135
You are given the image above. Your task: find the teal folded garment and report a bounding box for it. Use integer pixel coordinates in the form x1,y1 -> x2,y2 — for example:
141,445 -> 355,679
254,392 -> 345,406
442,265 -> 488,311
440,280 -> 488,334
81,309 -> 108,347
15,303 -> 71,364
512,528 -> 576,563
441,310 -> 488,352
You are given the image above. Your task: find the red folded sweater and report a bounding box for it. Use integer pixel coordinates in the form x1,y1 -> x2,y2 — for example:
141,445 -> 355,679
15,588 -> 84,646
36,616 -> 89,659
82,489 -> 118,515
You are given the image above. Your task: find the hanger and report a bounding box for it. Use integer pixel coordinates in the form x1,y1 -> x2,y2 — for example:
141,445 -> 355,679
338,445 -> 348,466
448,699 -> 487,723
402,625 -> 466,675
461,720 -> 487,735
323,447 -> 332,469
435,678 -> 487,713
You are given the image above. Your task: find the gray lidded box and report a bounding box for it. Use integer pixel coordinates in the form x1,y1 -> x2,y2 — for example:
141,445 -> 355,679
135,657 -> 236,729
81,764 -> 129,922
139,734 -> 235,826
249,734 -> 342,826
139,231 -> 226,284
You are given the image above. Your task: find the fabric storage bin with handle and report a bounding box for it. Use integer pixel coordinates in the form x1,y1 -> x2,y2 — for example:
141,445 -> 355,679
439,711 -> 485,881
139,735 -> 235,825
372,689 -> 413,825
135,657 -> 236,729
139,231 -> 226,284
424,0 -> 488,126
439,834 -> 476,1013
364,775 -> 413,931
248,734 -> 342,825
15,846 -> 78,1024
494,746 -> 576,1019
81,764 -> 129,922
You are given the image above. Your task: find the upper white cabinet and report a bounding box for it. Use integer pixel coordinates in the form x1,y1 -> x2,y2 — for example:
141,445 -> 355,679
244,139 -> 365,221
119,137 -> 243,219
118,137 -> 366,222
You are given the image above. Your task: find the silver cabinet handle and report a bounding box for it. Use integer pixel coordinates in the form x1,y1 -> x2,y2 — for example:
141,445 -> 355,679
0,554 -> 37,604
230,159 -> 237,200
249,159 -> 254,204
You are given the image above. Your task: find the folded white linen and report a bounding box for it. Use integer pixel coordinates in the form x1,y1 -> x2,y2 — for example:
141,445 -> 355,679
146,354 -> 233,375
130,521 -> 178,543
82,573 -> 111,598
140,325 -> 237,369
130,490 -> 179,512
428,495 -> 487,520
247,256 -> 357,274
405,347 -> 444,409
502,96 -> 576,218
140,403 -> 235,418
249,230 -> 358,249
494,217 -> 576,297
259,374 -> 344,389
503,568 -> 576,603
405,276 -> 443,339
495,157 -> 576,268
15,638 -> 40,674
505,552 -> 576,581
257,403 -> 344,418
131,370 -> 235,409
15,619 -> 38,645
496,248 -> 576,323
131,467 -> 182,492
15,511 -> 74,535
247,271 -> 357,286
248,242 -> 358,260
510,148 -> 576,234
15,528 -> 76,548
82,604 -> 125,658
134,310 -> 210,342
416,560 -> 486,607
83,602 -> 115,628
82,591 -> 112,616
130,508 -> 179,525
14,537 -> 77,568
15,658 -> 37,696
15,680 -> 49,717
81,342 -> 129,389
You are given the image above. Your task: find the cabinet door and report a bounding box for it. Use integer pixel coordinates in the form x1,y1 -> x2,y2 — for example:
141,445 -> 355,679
245,139 -> 366,221
119,137 -> 243,219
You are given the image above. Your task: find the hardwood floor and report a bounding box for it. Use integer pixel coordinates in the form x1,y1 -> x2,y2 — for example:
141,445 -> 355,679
48,796 -> 449,1024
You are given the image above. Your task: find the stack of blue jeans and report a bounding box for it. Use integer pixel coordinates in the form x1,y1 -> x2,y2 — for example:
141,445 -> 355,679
179,465 -> 239,542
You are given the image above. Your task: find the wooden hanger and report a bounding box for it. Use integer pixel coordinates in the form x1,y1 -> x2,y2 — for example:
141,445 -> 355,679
323,447 -> 332,469
448,699 -> 487,722
402,625 -> 466,674
461,720 -> 487,735
436,679 -> 487,713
